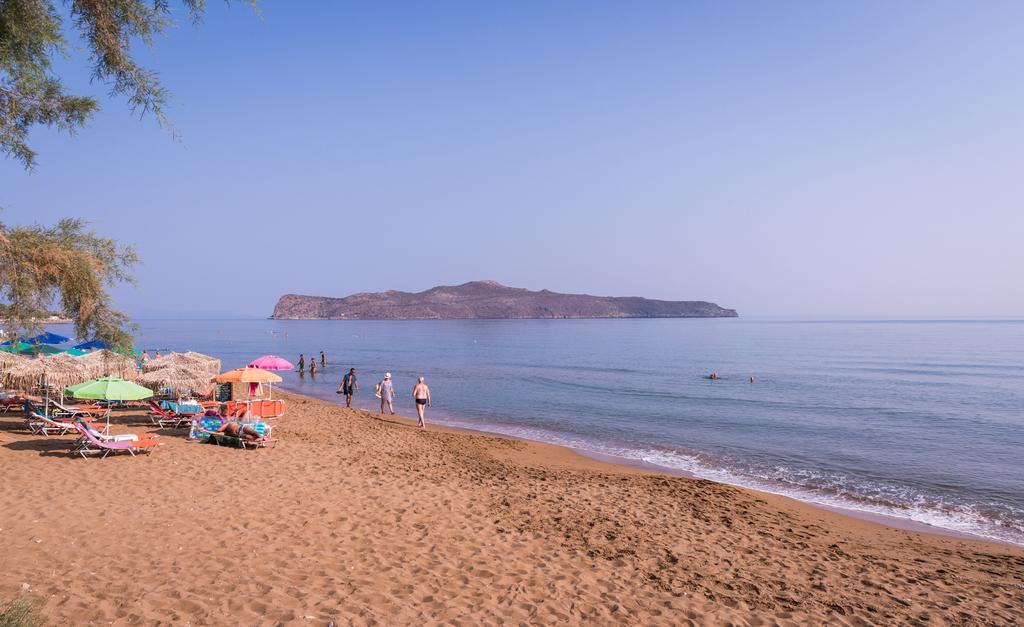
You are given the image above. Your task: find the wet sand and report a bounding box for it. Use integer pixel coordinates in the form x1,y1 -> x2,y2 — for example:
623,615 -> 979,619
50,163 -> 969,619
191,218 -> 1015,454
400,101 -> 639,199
1,392 -> 1022,625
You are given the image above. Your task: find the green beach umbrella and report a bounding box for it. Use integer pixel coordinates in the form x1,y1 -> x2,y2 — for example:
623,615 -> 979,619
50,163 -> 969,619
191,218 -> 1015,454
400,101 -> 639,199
65,376 -> 153,401
65,376 -> 153,431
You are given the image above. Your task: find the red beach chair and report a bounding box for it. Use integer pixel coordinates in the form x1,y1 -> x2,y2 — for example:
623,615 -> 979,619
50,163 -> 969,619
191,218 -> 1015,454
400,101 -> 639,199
146,400 -> 192,429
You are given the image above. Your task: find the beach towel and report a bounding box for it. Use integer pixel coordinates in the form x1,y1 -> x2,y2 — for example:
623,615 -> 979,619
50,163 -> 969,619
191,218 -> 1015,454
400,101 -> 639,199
189,416 -> 224,441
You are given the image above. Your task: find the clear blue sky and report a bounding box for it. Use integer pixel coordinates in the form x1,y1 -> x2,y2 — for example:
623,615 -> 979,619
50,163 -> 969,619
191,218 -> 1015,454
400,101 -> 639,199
3,1 -> 1022,318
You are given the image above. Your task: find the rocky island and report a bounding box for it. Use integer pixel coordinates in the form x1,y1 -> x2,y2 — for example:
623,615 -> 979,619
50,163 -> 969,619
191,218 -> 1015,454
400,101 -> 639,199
271,281 -> 737,320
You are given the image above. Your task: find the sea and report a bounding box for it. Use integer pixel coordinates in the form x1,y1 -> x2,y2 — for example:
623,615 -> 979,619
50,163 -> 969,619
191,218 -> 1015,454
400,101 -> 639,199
48,318 -> 1024,546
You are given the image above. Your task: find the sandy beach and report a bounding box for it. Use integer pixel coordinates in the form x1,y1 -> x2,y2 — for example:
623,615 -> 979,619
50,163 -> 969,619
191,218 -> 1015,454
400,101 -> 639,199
1,391 -> 1022,625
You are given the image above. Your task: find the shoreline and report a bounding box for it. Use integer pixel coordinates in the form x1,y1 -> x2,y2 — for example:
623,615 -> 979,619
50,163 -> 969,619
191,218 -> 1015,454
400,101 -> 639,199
282,390 -> 1021,557
286,386 -> 1020,549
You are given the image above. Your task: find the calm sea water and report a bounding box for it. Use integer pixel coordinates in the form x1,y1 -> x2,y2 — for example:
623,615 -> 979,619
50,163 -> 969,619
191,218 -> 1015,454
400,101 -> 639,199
52,318 -> 1024,545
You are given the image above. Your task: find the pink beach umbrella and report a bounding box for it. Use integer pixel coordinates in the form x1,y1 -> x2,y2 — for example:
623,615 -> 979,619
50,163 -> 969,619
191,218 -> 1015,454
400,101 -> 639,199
247,355 -> 294,371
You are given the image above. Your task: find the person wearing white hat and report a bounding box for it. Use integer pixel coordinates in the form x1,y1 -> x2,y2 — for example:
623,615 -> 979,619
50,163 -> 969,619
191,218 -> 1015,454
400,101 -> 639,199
378,372 -> 396,415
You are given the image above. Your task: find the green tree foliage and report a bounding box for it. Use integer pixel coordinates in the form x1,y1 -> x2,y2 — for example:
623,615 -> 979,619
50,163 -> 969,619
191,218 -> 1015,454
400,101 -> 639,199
0,0 -> 253,170
0,217 -> 138,351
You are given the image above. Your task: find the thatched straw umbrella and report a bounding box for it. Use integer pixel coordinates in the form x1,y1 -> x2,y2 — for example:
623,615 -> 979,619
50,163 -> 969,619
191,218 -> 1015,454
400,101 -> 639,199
0,351 -> 27,382
0,351 -> 27,368
143,351 -> 220,376
182,351 -> 221,375
4,354 -> 91,397
137,366 -> 215,397
76,350 -> 139,380
4,359 -> 44,393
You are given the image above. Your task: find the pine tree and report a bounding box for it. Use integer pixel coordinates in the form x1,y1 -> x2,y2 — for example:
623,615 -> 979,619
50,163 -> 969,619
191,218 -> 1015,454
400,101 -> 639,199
0,217 -> 138,350
0,0 -> 254,169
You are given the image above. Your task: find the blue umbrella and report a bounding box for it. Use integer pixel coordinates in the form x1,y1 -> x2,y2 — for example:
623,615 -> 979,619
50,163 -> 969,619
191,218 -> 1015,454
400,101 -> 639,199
72,339 -> 108,350
26,332 -> 70,345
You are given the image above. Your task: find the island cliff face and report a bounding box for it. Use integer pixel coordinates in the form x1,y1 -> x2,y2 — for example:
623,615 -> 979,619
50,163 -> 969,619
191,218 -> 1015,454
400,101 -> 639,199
271,281 -> 737,320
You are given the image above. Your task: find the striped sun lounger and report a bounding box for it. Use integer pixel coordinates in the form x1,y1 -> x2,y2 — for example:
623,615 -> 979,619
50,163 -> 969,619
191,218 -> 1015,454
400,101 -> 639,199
191,416 -> 276,449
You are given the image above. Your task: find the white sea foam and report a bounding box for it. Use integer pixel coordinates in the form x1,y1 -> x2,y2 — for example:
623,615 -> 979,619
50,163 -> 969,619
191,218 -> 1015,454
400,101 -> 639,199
432,416 -> 1024,547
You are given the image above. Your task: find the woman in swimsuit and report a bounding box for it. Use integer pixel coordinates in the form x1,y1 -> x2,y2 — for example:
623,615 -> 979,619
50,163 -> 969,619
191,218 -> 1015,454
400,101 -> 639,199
215,422 -> 264,442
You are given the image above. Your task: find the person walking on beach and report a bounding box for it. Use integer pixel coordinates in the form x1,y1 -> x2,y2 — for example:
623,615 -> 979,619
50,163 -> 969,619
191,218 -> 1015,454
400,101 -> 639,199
338,368 -> 359,407
297,354 -> 305,373
320,351 -> 326,367
378,372 -> 396,415
412,377 -> 431,429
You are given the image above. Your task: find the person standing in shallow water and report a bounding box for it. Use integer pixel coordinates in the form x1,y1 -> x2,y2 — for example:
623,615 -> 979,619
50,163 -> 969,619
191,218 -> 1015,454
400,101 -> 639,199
378,372 -> 395,415
412,377 -> 431,429
320,351 -> 326,367
338,368 -> 358,407
309,359 -> 317,376
297,354 -> 305,373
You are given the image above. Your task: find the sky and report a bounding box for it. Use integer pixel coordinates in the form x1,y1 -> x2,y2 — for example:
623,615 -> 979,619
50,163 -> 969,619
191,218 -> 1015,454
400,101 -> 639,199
3,1 -> 1023,319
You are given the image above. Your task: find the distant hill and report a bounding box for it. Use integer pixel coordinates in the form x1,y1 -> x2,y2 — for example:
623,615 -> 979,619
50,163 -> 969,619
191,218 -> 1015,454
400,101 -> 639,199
271,281 -> 738,320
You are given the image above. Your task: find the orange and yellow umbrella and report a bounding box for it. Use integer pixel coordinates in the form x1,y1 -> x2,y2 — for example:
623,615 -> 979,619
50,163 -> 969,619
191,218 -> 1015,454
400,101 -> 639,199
213,367 -> 282,384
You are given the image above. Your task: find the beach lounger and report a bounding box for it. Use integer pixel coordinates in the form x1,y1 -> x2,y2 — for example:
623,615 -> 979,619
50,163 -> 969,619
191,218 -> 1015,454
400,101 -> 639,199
0,396 -> 22,414
210,432 -> 278,450
23,399 -> 44,417
72,421 -> 161,459
23,402 -> 94,435
194,419 -> 277,449
147,400 -> 192,429
71,423 -> 160,454
48,400 -> 101,421
24,409 -> 77,436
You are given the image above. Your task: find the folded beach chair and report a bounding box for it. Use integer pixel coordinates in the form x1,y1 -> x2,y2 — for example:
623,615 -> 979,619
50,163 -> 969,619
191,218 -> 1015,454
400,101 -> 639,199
147,400 -> 192,429
72,421 -> 161,459
249,399 -> 285,419
223,401 -> 248,419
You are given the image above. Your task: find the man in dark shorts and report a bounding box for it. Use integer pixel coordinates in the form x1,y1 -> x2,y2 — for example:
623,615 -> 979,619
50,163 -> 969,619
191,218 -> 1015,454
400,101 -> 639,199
412,376 -> 431,429
338,368 -> 359,407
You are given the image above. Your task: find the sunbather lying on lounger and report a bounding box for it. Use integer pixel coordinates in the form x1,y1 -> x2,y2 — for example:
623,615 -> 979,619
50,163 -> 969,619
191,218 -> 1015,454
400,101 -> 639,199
214,421 -> 266,443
